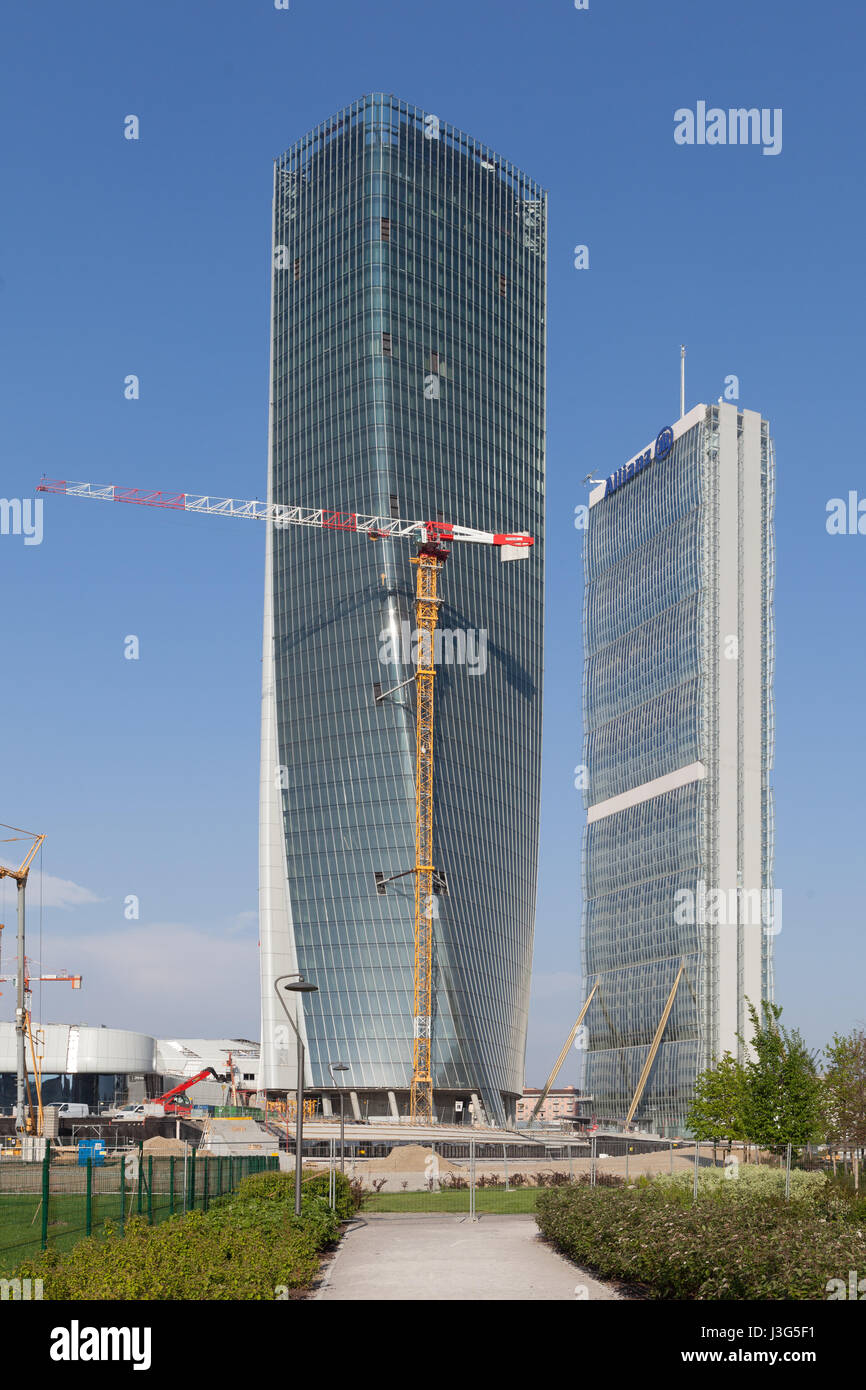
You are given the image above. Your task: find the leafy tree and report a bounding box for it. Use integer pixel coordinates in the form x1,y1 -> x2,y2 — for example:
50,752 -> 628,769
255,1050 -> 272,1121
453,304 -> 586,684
737,1000 -> 824,1153
822,1028 -> 866,1190
686,1052 -> 747,1158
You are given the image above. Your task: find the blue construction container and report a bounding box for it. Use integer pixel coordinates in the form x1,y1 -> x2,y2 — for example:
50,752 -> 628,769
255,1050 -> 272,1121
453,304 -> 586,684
77,1139 -> 105,1167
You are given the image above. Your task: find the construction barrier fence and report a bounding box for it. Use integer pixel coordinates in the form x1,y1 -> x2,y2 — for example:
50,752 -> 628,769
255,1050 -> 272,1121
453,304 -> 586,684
0,1146 -> 279,1274
211,1106 -> 267,1121
347,1138 -> 615,1215
316,1136 -> 824,1215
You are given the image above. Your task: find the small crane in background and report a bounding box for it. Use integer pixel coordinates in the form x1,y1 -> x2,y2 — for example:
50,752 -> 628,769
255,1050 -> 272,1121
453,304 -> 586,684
0,947 -> 82,1136
0,824 -> 45,1134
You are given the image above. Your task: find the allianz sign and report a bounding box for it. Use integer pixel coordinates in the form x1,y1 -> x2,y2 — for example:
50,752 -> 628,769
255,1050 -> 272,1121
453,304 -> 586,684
605,426 -> 674,498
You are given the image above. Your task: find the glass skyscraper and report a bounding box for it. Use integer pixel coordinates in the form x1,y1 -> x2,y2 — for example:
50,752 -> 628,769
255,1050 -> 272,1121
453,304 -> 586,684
258,95 -> 546,1126
581,403 -> 775,1134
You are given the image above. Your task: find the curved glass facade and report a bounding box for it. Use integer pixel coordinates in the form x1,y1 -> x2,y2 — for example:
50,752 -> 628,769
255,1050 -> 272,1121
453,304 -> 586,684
582,405 -> 774,1133
259,96 -> 545,1125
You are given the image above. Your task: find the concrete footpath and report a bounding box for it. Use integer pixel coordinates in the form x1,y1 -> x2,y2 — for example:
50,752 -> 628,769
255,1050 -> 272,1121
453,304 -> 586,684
314,1214 -> 625,1301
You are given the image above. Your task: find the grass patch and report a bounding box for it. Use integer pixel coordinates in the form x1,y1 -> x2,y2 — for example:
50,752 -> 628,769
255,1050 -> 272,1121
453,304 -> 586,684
0,1185 -> 201,1274
0,1194 -> 106,1274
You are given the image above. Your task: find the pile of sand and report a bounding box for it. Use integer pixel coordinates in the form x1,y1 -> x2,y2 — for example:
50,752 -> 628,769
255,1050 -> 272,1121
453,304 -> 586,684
364,1144 -> 462,1173
142,1135 -> 191,1156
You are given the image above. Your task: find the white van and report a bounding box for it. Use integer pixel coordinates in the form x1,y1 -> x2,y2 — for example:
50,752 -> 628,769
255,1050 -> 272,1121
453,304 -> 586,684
57,1103 -> 90,1118
113,1104 -> 146,1121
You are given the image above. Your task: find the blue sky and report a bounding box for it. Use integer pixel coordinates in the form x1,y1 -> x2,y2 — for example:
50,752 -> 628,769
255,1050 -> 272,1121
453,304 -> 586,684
1,0 -> 863,1081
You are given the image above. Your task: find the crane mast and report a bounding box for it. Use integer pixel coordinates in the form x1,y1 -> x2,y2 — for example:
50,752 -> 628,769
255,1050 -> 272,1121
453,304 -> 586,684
37,476 -> 532,1124
409,546 -> 446,1123
0,826 -> 45,1135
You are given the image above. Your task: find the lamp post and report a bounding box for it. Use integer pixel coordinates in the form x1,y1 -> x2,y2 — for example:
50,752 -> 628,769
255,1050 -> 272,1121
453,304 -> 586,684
328,1062 -> 349,1174
274,974 -> 318,1216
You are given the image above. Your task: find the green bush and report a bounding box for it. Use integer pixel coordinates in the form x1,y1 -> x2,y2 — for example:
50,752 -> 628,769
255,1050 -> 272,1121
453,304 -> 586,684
652,1164 -> 828,1204
15,1167 -> 357,1300
297,1170 -> 358,1221
536,1182 -> 866,1300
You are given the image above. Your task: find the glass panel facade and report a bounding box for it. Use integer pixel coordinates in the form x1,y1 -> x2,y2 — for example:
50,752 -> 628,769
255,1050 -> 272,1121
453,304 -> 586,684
264,95 -> 546,1124
582,407 -> 774,1133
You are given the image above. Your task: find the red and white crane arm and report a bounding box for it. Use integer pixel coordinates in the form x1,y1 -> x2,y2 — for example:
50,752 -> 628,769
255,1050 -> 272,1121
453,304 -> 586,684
36,479 -> 533,556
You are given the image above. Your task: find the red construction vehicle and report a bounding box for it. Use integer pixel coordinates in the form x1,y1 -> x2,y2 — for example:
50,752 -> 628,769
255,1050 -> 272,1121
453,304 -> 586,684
153,1067 -> 228,1116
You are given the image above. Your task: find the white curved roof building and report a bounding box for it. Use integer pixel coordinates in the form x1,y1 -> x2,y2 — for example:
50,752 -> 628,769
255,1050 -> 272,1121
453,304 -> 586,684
0,1024 -> 260,1111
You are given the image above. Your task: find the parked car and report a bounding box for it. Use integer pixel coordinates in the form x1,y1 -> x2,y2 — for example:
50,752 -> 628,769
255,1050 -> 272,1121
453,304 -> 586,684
57,1102 -> 90,1118
112,1104 -> 146,1121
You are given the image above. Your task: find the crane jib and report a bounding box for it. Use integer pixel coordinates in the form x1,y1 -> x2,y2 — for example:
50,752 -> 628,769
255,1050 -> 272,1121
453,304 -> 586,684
319,511 -> 359,532
35,481 -> 534,549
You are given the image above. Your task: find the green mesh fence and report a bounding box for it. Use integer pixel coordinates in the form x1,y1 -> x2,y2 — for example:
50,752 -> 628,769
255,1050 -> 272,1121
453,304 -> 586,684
0,1147 -> 279,1273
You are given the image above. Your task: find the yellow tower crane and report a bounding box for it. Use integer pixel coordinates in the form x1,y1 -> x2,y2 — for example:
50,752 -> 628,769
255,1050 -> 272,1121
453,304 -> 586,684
37,478 -> 534,1123
408,545 -> 444,1123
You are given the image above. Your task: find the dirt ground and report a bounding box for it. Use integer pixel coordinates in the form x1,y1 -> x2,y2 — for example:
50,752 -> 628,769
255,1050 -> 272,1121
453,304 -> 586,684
324,1142 -> 723,1192
361,1143 -> 463,1174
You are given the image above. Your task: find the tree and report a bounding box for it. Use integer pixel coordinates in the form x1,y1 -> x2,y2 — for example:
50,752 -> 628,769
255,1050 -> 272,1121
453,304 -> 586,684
686,1052 -> 747,1159
737,1000 -> 824,1154
822,1029 -> 866,1190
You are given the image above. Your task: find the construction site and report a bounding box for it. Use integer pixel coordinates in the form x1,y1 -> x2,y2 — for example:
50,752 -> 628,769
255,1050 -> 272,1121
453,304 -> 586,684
0,96 -> 706,1157
5,467 -> 539,1127
0,98 -> 697,1167
0,1102 -> 721,1275
1,98 -> 554,1152
0,470 -> 553,1143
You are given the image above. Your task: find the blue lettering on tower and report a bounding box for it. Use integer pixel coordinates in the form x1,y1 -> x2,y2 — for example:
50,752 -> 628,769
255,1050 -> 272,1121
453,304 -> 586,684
604,426 -> 674,498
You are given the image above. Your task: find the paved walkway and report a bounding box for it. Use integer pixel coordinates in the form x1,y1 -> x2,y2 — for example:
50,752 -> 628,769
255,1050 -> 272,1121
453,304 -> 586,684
315,1214 -> 624,1301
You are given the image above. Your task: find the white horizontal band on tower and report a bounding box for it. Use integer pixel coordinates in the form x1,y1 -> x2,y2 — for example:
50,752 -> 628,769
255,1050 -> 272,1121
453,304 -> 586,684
586,761 -> 706,824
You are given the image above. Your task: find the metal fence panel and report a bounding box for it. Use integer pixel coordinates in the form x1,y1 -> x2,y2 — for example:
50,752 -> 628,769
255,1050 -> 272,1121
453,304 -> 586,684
0,1145 -> 277,1274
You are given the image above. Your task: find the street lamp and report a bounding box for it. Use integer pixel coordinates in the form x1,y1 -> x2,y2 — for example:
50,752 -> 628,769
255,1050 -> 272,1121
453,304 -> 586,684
274,974 -> 318,1216
328,1062 -> 349,1174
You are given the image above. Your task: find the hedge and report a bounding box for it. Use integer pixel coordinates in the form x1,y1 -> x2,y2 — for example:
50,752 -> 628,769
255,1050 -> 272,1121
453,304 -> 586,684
16,1169 -> 357,1300
535,1179 -> 866,1300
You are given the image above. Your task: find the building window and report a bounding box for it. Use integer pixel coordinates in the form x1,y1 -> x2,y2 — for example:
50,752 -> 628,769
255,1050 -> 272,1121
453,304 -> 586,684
380,217 -> 391,242
382,332 -> 393,357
